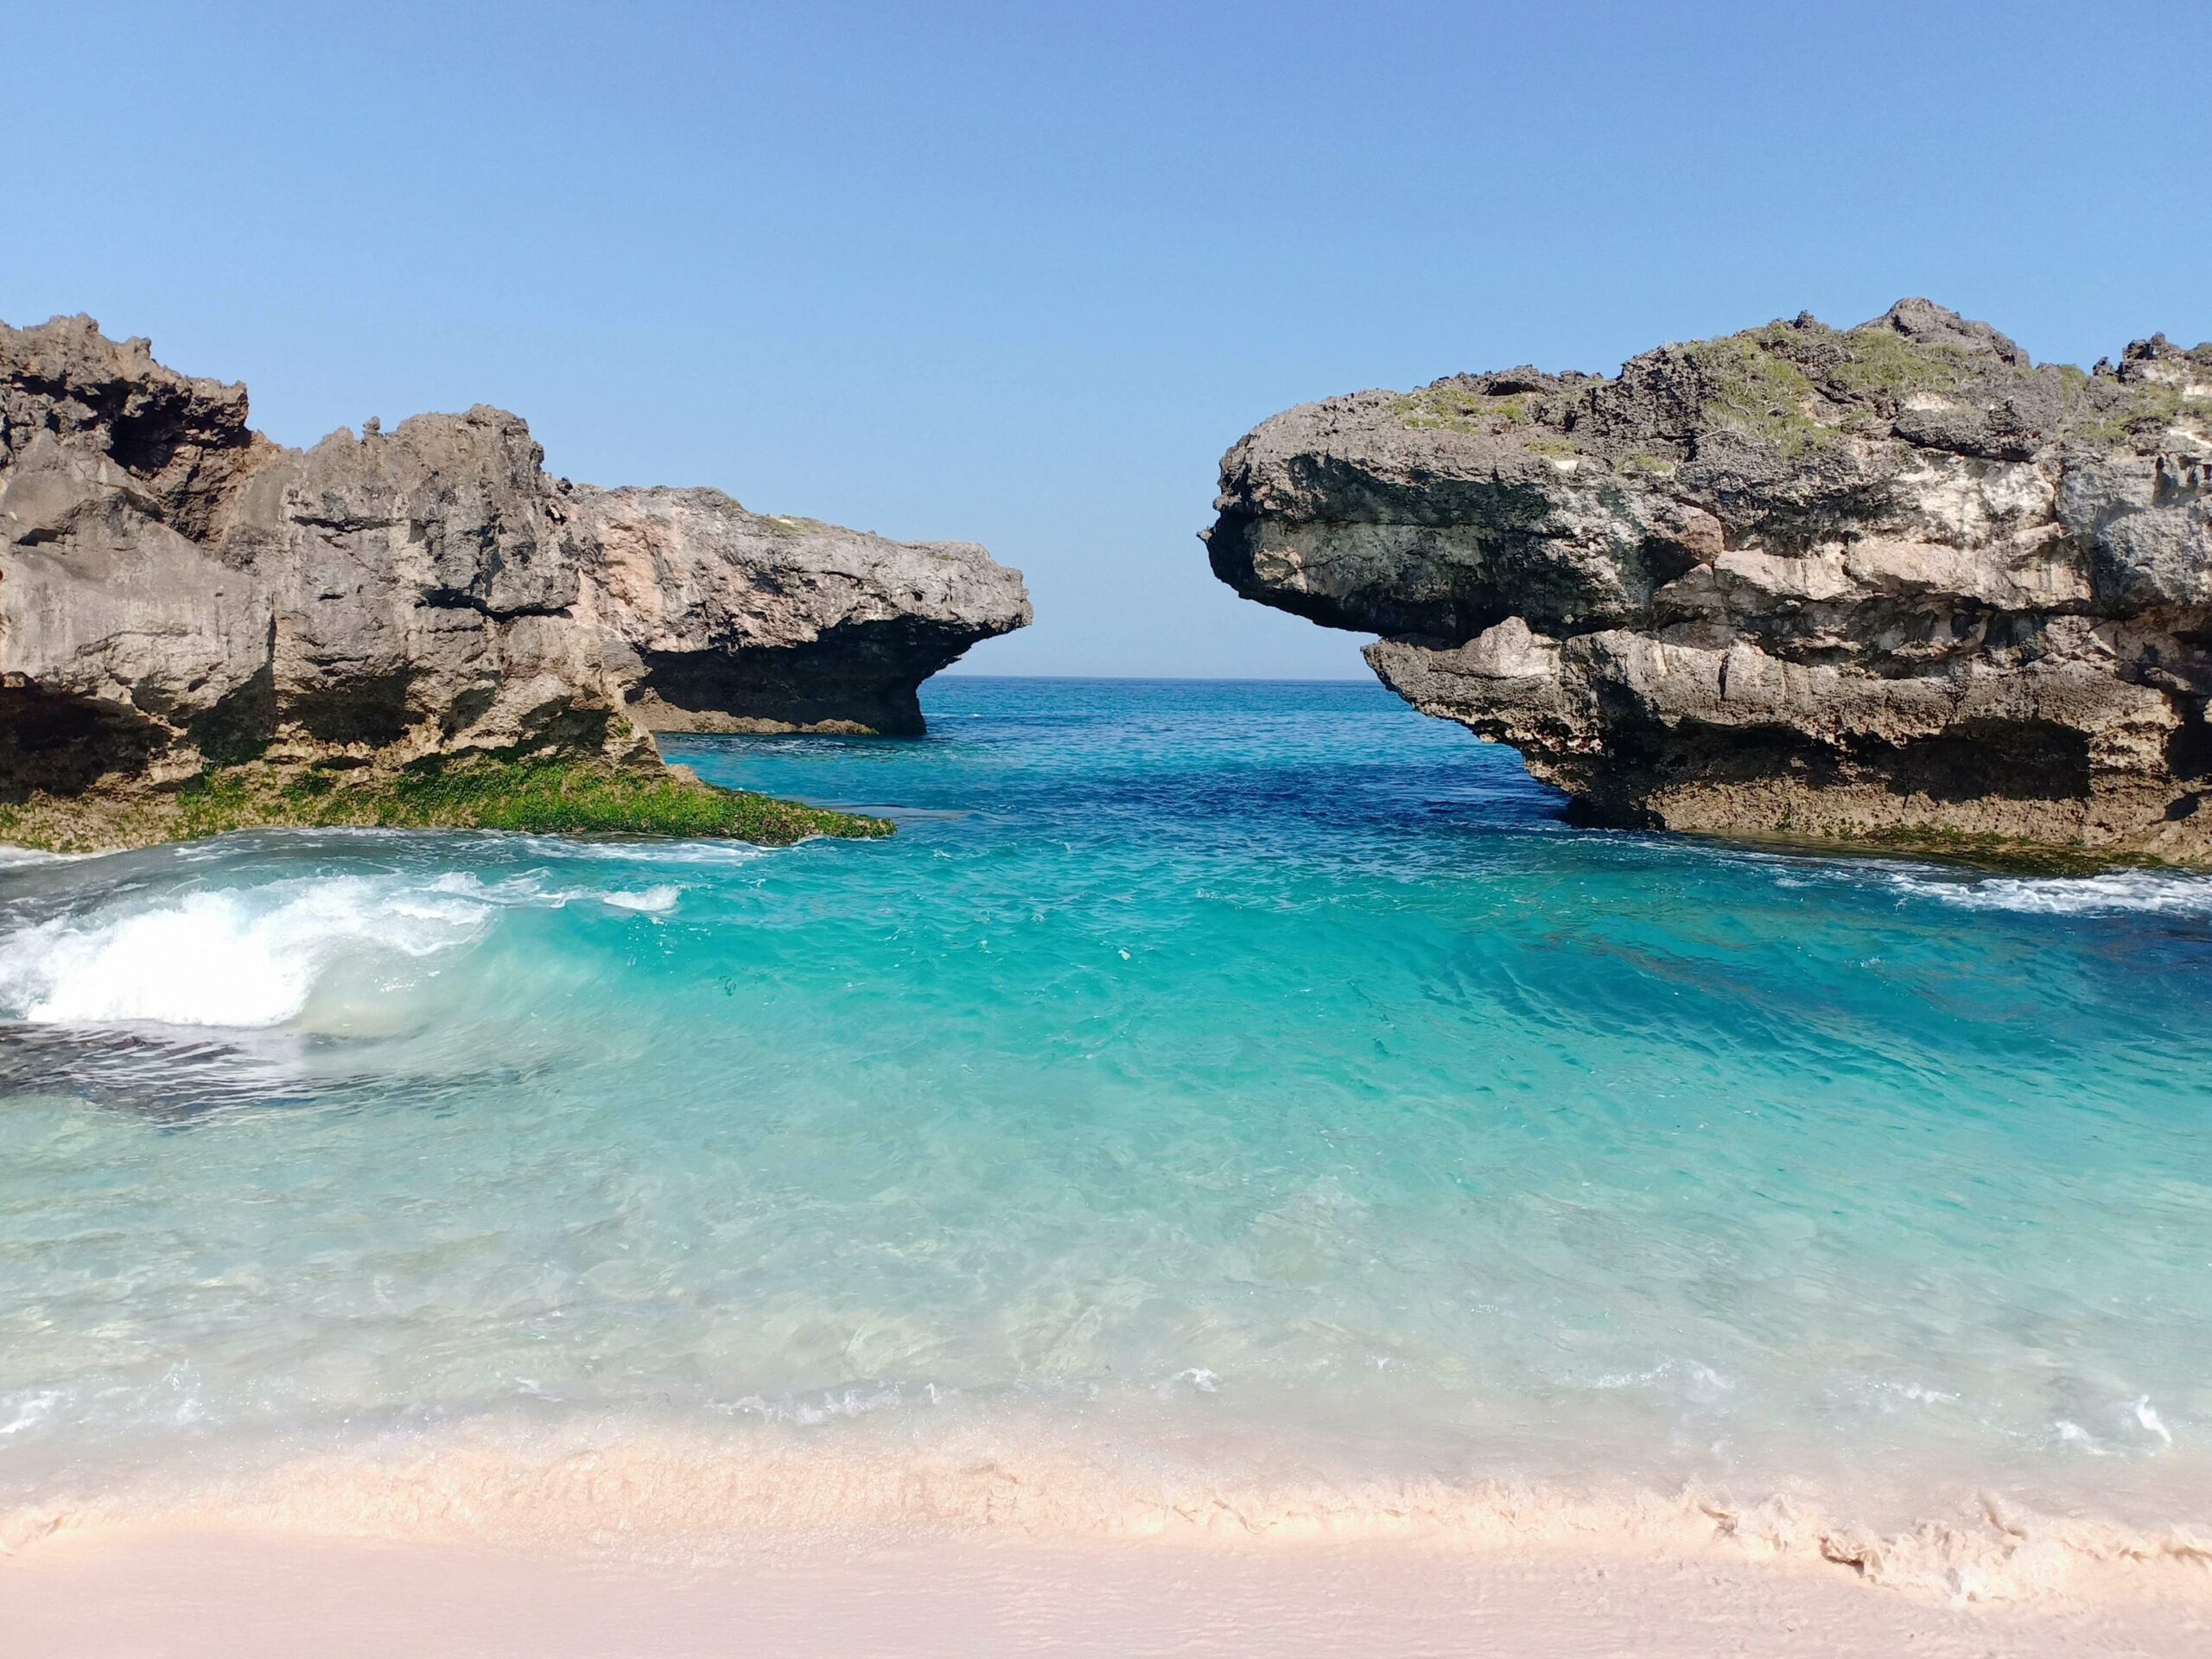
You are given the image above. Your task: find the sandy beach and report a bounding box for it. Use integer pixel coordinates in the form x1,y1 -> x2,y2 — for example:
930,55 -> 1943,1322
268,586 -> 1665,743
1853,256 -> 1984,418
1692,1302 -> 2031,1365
4,1428 -> 2207,1657
5,1525 -> 2206,1659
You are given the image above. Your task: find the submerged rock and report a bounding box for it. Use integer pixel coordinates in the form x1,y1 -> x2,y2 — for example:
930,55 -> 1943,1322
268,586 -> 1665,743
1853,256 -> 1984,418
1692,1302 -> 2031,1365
0,315 -> 1029,843
1206,300 -> 2212,863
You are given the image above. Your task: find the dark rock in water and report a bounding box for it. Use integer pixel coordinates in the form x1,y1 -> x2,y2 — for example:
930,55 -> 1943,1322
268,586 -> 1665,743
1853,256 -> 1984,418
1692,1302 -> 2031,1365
1205,300 -> 2212,863
0,315 -> 1030,845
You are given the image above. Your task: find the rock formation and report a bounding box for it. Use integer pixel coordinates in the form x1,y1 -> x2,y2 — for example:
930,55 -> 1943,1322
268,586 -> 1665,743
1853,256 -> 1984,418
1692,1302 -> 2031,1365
1207,300 -> 2212,862
0,315 -> 1029,815
577,486 -> 1027,738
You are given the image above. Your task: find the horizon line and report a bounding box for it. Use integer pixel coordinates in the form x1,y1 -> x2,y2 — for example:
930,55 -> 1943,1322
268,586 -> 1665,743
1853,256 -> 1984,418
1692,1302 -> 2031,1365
932,672 -> 1380,683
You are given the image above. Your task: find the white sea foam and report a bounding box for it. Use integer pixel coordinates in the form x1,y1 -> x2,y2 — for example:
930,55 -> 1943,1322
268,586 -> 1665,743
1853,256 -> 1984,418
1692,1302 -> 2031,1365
2054,1420 -> 2110,1455
1587,1360 -> 1735,1400
0,1389 -> 64,1439
1155,1367 -> 1221,1399
1872,1381 -> 1960,1408
523,835 -> 767,869
1888,869 -> 2212,918
2134,1397 -> 2174,1447
711,1384 -> 937,1425
0,846 -> 73,868
0,878 -> 493,1028
600,885 -> 680,914
425,871 -> 680,913
0,862 -> 693,1031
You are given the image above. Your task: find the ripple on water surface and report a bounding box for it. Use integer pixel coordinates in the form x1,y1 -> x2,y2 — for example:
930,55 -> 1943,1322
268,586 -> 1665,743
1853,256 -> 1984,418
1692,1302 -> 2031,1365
0,679 -> 2206,1577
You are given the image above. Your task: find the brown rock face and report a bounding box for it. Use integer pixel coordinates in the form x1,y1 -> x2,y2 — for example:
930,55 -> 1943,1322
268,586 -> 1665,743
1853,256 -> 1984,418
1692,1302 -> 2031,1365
0,315 -> 1030,810
1206,301 -> 2212,863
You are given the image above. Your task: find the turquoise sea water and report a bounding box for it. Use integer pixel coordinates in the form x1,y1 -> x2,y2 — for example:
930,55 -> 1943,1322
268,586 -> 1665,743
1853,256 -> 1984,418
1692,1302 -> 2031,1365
0,678 -> 2208,1549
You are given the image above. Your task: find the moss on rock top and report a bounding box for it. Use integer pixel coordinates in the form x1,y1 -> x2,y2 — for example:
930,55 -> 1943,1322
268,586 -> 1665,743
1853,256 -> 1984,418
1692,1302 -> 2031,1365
0,757 -> 892,855
1384,297 -> 2211,463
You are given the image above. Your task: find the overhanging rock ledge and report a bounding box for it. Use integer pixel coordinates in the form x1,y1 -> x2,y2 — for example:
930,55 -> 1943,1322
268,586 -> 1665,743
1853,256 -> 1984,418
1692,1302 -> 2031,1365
1205,299 -> 2212,863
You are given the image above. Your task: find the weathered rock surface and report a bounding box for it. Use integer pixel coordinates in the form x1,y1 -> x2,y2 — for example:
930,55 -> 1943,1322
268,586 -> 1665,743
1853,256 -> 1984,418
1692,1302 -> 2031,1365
1207,300 -> 2212,862
578,486 -> 1029,737
0,315 -> 1029,810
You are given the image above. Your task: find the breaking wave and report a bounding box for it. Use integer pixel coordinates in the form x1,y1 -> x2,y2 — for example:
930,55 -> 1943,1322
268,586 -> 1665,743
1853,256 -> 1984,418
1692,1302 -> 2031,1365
1888,869 -> 2212,918
0,870 -> 684,1030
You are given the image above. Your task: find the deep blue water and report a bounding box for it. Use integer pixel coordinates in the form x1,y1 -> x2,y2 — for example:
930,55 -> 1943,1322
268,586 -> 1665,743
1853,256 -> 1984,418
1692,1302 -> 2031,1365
0,677 -> 2206,1538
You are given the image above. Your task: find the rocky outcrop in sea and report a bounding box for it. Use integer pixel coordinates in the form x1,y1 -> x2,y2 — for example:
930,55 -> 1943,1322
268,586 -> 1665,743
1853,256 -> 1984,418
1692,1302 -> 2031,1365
0,315 -> 1029,840
576,485 -> 1027,739
1207,300 -> 2212,863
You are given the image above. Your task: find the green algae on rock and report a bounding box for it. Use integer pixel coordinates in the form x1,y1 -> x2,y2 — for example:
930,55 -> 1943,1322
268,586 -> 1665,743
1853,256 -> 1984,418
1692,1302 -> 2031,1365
0,757 -> 892,855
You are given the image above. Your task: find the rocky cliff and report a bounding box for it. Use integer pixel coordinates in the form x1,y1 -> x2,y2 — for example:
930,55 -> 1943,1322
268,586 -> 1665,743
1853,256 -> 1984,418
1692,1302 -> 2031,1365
1207,300 -> 2212,862
0,315 -> 1029,842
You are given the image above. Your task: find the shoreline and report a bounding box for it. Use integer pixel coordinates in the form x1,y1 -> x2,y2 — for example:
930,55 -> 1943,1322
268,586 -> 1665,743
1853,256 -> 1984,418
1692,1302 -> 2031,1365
6,1423 -> 2208,1615
4,1524 -> 2204,1658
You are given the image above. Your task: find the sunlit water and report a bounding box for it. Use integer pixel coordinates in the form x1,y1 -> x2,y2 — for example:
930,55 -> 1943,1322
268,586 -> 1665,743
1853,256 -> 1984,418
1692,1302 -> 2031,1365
1,679 -> 2207,1555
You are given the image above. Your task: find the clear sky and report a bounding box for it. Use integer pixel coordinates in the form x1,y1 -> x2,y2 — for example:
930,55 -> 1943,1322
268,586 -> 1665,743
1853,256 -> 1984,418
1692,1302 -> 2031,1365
4,2 -> 2207,677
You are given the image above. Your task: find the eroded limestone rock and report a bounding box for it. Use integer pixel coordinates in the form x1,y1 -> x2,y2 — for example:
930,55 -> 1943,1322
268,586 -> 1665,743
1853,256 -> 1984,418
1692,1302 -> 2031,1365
577,486 -> 1029,737
0,315 -> 1030,823
1206,301 -> 2212,861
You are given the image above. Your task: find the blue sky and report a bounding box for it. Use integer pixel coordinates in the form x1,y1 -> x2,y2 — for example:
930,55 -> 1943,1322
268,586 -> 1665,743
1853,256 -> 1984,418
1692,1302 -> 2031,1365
5,2 -> 2207,677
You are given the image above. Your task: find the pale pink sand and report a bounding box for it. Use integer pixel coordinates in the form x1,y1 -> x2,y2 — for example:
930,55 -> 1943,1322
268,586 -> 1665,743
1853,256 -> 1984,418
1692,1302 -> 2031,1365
3,1529 -> 2204,1658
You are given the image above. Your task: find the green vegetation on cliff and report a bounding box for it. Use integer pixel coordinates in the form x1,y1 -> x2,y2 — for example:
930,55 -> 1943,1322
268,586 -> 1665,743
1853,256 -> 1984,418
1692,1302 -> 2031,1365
0,758 -> 893,855
1393,384 -> 1532,434
1826,320 -> 1978,399
1687,331 -> 1832,459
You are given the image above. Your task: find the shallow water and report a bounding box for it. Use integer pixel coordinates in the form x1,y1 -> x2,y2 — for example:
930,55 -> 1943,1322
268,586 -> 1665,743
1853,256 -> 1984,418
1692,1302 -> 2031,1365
0,678 -> 2207,1550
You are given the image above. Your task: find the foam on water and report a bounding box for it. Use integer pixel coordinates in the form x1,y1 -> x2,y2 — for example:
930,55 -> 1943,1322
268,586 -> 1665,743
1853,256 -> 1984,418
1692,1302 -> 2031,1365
0,877 -> 490,1027
0,864 -> 694,1031
1887,868 -> 2212,916
600,884 -> 681,914
0,681 -> 2205,1599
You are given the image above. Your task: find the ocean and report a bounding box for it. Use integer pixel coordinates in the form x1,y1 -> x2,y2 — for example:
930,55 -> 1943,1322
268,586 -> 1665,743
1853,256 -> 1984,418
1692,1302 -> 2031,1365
1,677 -> 2206,1586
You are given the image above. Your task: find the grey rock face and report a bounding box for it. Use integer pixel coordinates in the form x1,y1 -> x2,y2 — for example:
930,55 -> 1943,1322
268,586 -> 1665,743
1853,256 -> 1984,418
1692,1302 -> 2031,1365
0,315 -> 1029,804
577,486 -> 1031,737
1207,301 -> 2212,862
